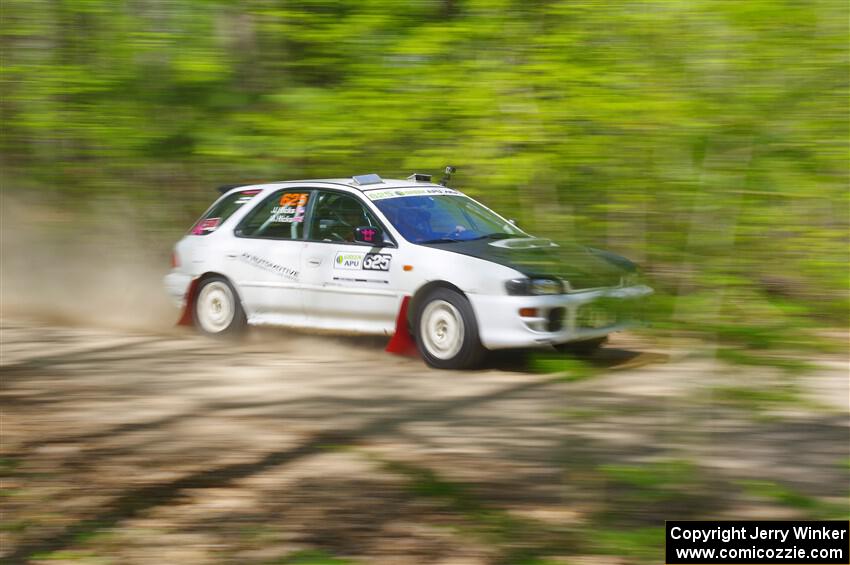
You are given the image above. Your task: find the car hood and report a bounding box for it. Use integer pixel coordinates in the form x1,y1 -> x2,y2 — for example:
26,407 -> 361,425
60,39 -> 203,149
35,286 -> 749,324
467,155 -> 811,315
421,237 -> 636,290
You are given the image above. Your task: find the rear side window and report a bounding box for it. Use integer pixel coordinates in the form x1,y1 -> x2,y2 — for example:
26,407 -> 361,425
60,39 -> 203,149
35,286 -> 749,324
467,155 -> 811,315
190,189 -> 262,235
236,189 -> 311,240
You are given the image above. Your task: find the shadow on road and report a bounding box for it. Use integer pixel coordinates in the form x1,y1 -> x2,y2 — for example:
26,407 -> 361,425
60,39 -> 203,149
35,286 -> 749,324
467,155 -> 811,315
1,322 -> 846,563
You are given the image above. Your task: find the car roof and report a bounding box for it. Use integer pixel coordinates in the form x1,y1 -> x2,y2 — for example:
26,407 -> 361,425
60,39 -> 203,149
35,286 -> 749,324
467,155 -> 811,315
221,176 -> 451,195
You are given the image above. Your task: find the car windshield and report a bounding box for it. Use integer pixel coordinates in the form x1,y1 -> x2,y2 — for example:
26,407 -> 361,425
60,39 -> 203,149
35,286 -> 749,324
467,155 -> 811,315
372,194 -> 525,243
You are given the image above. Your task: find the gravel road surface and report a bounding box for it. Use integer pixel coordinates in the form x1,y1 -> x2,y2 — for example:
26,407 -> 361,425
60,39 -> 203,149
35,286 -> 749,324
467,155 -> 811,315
2,321 -> 847,564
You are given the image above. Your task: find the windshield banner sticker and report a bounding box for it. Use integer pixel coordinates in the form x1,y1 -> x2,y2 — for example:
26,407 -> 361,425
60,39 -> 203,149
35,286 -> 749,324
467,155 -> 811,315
270,192 -> 309,223
366,187 -> 462,201
334,252 -> 392,272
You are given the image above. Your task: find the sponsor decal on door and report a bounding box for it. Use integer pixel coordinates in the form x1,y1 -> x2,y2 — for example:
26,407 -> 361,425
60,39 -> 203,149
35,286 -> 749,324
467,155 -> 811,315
241,252 -> 299,280
333,252 -> 392,272
362,253 -> 392,271
334,253 -> 363,270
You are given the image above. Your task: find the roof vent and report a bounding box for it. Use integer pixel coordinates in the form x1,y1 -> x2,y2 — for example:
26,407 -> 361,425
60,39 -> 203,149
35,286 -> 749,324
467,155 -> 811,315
407,173 -> 432,182
352,173 -> 383,186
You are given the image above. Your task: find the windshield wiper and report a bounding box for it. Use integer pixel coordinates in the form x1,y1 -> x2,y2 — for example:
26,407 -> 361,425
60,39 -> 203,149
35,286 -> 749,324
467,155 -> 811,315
468,232 -> 519,241
419,238 -> 462,244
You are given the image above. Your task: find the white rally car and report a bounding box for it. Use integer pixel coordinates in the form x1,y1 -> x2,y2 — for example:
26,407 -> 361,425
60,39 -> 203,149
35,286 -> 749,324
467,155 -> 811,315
165,172 -> 652,369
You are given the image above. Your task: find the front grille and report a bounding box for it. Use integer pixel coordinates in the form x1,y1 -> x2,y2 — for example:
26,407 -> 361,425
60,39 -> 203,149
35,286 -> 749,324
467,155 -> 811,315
576,302 -> 618,329
575,297 -> 645,329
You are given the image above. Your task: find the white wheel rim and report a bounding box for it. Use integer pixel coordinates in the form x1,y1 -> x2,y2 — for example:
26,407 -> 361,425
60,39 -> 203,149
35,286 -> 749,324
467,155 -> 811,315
420,299 -> 464,360
196,281 -> 236,333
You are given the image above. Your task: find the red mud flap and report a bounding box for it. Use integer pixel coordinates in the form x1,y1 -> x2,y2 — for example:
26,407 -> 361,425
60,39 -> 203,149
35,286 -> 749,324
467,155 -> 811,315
385,296 -> 419,357
176,278 -> 200,327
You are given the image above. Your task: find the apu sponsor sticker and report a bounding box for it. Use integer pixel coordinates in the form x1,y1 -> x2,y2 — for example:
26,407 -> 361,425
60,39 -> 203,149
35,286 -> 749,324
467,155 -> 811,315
333,252 -> 392,271
334,252 -> 364,270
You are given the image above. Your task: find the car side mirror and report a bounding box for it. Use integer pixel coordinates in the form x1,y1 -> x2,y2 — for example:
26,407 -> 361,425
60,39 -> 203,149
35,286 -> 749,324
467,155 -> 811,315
354,226 -> 384,246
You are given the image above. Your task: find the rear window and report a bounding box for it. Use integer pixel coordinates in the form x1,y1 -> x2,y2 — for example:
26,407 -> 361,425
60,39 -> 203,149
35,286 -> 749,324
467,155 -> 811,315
190,189 -> 262,235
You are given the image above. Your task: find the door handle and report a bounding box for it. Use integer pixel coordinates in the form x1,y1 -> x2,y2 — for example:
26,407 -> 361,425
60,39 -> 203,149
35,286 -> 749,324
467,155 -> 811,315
226,253 -> 238,259
307,257 -> 322,266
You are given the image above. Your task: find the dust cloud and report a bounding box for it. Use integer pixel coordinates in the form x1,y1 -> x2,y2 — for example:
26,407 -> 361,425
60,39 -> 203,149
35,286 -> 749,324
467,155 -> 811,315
0,193 -> 394,360
1,193 -> 178,332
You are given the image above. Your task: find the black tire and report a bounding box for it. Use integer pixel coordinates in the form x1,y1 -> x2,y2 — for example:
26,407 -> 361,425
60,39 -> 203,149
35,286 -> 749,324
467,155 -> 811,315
191,275 -> 247,337
414,287 -> 486,370
554,336 -> 607,357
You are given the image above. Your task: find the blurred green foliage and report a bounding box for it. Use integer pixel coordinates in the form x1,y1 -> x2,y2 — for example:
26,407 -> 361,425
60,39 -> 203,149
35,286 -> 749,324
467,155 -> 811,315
2,0 -> 847,337
273,550 -> 360,565
528,354 -> 598,378
738,480 -> 850,519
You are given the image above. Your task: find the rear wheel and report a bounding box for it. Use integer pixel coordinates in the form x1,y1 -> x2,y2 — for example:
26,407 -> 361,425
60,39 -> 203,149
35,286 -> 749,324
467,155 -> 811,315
192,276 -> 246,337
414,288 -> 485,370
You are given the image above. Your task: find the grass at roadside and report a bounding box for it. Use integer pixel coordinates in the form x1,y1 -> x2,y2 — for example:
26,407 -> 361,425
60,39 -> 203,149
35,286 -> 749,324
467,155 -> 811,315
737,480 -> 850,520
271,550 -> 360,565
364,454 -> 711,563
527,354 -> 600,380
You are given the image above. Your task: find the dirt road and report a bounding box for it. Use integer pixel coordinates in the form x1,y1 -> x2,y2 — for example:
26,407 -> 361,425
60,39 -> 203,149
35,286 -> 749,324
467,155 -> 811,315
1,321 -> 848,564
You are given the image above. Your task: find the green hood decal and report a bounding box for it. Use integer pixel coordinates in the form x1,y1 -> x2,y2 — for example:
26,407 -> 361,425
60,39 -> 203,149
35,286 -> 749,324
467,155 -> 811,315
422,237 -> 636,290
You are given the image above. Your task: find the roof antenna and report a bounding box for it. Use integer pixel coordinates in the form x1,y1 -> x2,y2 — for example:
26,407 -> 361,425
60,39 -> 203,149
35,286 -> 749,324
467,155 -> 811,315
439,165 -> 456,187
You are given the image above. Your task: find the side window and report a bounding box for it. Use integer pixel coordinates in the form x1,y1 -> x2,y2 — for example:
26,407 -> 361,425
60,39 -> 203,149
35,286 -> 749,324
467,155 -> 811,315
309,191 -> 381,243
236,190 -> 311,240
190,189 -> 261,235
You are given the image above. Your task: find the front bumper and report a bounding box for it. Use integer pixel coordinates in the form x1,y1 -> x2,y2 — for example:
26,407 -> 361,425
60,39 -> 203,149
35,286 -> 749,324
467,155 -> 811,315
164,271 -> 193,308
468,284 -> 653,350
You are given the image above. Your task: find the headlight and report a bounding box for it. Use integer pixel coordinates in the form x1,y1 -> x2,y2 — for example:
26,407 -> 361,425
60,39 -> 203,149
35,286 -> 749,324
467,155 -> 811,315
505,277 -> 565,295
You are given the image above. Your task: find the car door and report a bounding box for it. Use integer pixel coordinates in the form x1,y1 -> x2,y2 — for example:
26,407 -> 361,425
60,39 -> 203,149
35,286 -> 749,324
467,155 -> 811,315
300,190 -> 401,334
225,188 -> 312,326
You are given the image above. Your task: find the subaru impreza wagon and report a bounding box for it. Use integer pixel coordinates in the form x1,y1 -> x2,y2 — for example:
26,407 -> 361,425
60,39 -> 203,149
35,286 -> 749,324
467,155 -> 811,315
165,173 -> 652,369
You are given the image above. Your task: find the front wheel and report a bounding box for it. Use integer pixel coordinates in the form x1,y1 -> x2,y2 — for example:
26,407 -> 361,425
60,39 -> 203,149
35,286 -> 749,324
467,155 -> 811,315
414,288 -> 485,370
192,276 -> 247,337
